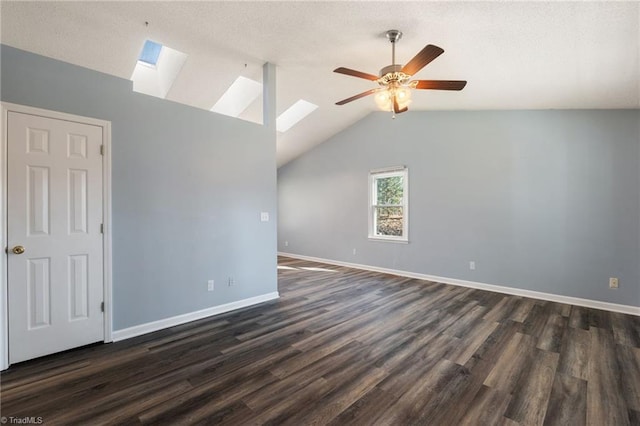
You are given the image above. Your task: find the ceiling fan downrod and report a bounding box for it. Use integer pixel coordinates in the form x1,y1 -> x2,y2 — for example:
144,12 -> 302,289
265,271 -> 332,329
379,30 -> 408,82
386,30 -> 402,66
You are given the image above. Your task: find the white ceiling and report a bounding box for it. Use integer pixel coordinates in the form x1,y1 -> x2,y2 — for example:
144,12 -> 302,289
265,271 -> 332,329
2,1 -> 639,166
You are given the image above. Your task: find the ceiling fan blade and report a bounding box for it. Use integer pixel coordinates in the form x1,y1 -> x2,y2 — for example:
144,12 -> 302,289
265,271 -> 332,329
401,45 -> 444,76
334,67 -> 380,81
336,89 -> 379,105
393,97 -> 408,114
414,80 -> 467,90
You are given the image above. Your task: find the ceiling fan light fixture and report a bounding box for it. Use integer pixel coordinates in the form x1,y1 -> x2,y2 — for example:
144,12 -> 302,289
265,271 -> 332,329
375,84 -> 412,112
396,86 -> 412,108
374,90 -> 392,110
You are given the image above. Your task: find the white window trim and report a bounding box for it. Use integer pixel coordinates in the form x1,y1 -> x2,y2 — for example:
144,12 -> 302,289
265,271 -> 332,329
368,167 -> 409,243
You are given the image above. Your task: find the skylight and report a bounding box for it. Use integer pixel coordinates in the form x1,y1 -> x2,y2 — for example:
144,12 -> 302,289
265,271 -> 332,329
276,100 -> 318,132
138,40 -> 163,66
131,41 -> 187,99
211,76 -> 263,118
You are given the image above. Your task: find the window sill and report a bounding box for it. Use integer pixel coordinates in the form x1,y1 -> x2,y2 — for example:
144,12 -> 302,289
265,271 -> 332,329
368,236 -> 409,244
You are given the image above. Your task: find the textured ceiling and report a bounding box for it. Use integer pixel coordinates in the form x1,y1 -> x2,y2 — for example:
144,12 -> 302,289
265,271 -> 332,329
1,1 -> 639,166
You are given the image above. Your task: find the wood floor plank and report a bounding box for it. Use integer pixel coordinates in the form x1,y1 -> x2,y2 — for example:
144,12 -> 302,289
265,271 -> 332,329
537,313 -> 567,353
446,319 -> 499,365
483,332 -> 536,393
163,384 -> 260,425
510,298 -> 535,323
543,373 -> 587,426
245,378 -> 331,425
374,358 -> 462,425
458,385 -> 512,426
243,341 -> 364,412
550,301 -> 572,318
588,308 -> 612,331
611,312 -> 640,348
504,348 -> 559,425
501,416 -> 522,426
191,400 -> 255,426
137,369 -> 278,424
464,319 -> 522,375
268,333 -> 357,379
568,306 -> 590,330
556,326 -> 590,382
483,296 -> 520,323
522,304 -> 552,338
0,255 -> 637,425
65,379 -> 193,425
409,363 -> 475,425
615,345 -> 640,411
325,386 -> 394,426
277,364 -> 388,425
587,326 -> 630,426
377,333 -> 457,394
443,303 -> 485,338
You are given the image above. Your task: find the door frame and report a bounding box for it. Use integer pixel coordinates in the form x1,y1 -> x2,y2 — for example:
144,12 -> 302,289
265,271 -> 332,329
0,102 -> 113,370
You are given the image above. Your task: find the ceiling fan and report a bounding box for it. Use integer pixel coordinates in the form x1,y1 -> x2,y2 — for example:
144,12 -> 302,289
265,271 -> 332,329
334,30 -> 467,116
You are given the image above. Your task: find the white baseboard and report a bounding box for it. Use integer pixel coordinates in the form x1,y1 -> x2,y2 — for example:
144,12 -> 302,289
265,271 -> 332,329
278,252 -> 640,316
112,292 -> 280,342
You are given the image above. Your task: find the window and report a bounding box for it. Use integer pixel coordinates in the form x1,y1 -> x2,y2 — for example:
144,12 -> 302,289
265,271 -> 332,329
369,167 -> 408,242
131,41 -> 188,99
138,40 -> 163,66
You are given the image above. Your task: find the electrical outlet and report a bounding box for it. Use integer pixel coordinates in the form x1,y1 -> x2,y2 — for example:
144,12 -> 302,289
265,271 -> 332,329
207,280 -> 214,291
469,261 -> 476,270
284,241 -> 289,247
609,277 -> 619,289
353,248 -> 357,255
228,277 -> 235,286
260,212 -> 269,222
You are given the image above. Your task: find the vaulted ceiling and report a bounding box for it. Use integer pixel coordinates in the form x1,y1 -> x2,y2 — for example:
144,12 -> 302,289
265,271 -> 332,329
2,1 -> 638,166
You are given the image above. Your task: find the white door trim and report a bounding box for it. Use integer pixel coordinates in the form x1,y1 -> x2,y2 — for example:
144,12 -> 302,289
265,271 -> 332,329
0,102 -> 113,370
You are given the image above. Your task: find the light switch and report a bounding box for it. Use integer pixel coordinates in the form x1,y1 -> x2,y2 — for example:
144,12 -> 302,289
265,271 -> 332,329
261,212 -> 269,222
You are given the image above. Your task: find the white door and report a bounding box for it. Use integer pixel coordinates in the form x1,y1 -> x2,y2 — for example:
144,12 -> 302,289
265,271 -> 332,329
7,111 -> 104,364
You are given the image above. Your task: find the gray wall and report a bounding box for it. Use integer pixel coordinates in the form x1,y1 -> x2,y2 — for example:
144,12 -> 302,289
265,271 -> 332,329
1,45 -> 278,330
278,110 -> 640,307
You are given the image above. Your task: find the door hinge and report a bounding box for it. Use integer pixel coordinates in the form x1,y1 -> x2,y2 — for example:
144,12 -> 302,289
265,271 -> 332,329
100,223 -> 104,234
101,302 -> 105,313
100,145 -> 105,156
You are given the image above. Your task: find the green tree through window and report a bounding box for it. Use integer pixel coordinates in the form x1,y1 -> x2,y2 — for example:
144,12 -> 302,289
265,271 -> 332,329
369,169 -> 408,241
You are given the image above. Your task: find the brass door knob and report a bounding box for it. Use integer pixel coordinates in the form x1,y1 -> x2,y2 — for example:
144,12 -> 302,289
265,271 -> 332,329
12,246 -> 25,255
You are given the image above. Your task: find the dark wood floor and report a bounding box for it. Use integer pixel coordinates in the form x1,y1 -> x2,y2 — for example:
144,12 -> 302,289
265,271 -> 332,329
1,256 -> 639,425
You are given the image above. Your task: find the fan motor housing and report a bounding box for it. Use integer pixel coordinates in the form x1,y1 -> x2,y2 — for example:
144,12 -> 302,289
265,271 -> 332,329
378,65 -> 412,86
379,64 -> 402,77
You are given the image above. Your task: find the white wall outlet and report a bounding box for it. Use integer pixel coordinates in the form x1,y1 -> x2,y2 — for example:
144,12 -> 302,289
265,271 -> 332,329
609,277 -> 619,289
228,277 -> 235,286
284,241 -> 289,247
469,261 -> 476,270
353,248 -> 357,255
260,212 -> 269,222
207,280 -> 214,291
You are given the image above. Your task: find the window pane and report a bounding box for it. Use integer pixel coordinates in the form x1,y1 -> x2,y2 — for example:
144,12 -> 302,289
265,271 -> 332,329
375,206 -> 404,236
376,176 -> 403,205
138,40 -> 163,66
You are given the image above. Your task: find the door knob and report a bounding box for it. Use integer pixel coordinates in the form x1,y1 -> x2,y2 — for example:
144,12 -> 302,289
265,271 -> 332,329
12,245 -> 25,255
